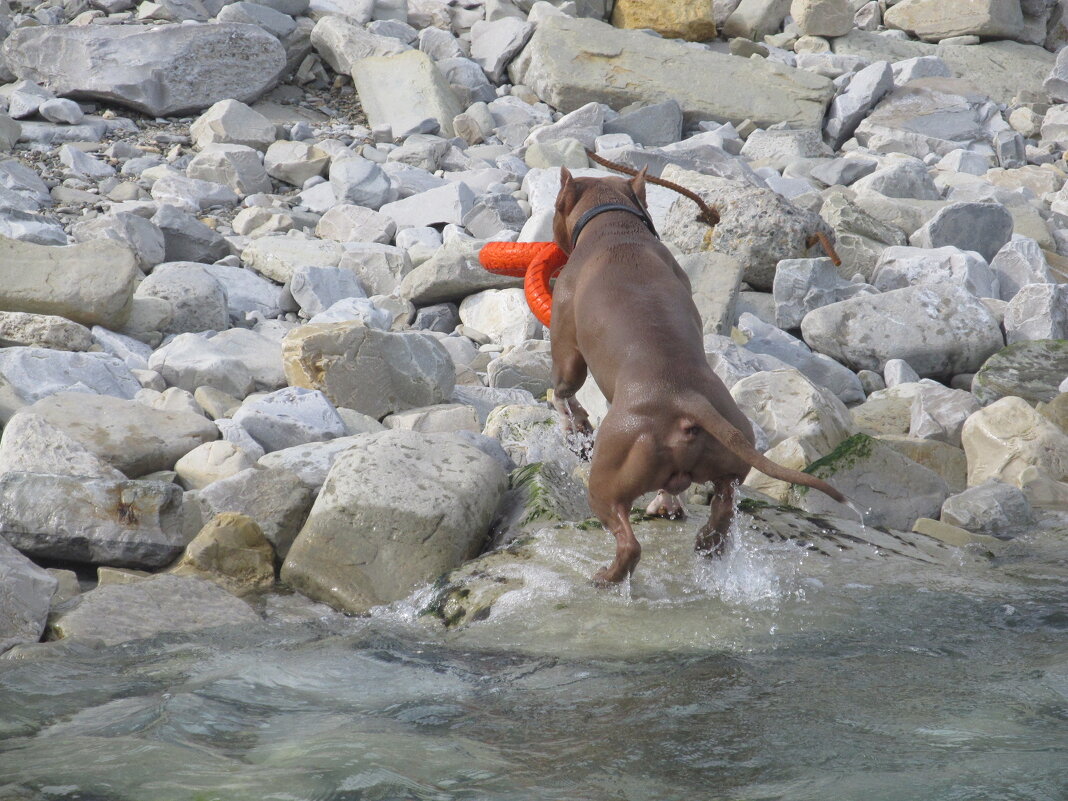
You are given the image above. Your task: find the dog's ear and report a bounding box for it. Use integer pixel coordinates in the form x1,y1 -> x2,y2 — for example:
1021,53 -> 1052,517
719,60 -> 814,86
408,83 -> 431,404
556,166 -> 578,213
630,166 -> 648,204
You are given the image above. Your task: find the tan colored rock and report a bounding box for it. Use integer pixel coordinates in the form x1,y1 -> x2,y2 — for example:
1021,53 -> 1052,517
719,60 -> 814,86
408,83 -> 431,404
0,235 -> 138,328
383,403 -> 480,434
174,440 -> 257,490
168,512 -> 275,596
0,311 -> 94,352
876,434 -> 967,493
912,517 -> 999,549
743,435 -> 819,502
611,0 -> 717,41
852,396 -> 912,437
1037,392 -> 1068,435
790,0 -> 853,37
96,566 -> 150,586
1018,466 -> 1068,510
884,0 -> 1025,42
961,396 -> 1068,488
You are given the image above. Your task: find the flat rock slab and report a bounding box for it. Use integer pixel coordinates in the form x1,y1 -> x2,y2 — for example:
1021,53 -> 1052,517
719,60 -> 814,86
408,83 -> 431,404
1,23 -> 286,117
510,15 -> 833,130
972,340 -> 1068,406
0,235 -> 138,328
0,474 -> 185,568
49,574 -> 259,646
351,49 -> 463,138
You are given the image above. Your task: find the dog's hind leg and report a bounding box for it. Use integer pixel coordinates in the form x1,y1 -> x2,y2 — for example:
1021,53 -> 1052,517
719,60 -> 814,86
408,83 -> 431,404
695,477 -> 739,556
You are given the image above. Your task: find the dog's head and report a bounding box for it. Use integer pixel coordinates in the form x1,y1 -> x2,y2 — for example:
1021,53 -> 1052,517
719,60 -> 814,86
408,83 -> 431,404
552,166 -> 648,254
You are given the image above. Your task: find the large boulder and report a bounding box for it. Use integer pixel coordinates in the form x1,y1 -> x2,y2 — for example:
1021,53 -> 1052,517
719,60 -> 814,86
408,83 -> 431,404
281,430 -> 508,614
0,235 -> 138,328
800,284 -> 1004,378
883,0 -> 1025,42
282,321 -> 455,420
972,340 -> 1068,406
961,396 -> 1068,487
509,15 -> 833,130
351,49 -> 463,138
1,24 -> 286,117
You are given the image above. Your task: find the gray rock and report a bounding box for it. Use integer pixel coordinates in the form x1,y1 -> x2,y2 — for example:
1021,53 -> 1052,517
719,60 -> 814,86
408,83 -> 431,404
309,13 -> 409,74
738,313 -> 865,404
264,140 -> 330,187
679,250 -> 746,337
510,15 -> 833,130
187,144 -> 272,196
0,115 -> 18,151
290,265 -> 367,318
660,165 -> 833,291
418,26 -> 465,61
329,156 -> 397,210
824,60 -> 894,149
151,204 -> 230,264
0,159 -> 51,211
193,466 -> 315,557
0,349 -> 142,423
0,412 -> 122,481
242,235 -> 345,285
307,297 -> 392,329
257,434 -> 376,489
807,156 -> 878,187
603,99 -> 683,148
379,181 -> 475,229
883,359 -> 921,388
283,321 -> 455,419
59,145 -> 116,179
801,283 -> 1004,378
773,256 -> 877,329
201,262 -> 284,324
217,1 -> 297,38
352,49 -> 463,138
1044,44 -> 1068,104
722,0 -> 791,40
941,480 -> 1035,537
149,171 -> 240,213
852,158 -> 939,200
336,242 -> 413,295
0,235 -> 138,328
872,245 -> 997,298
1,24 -> 286,117
883,0 -> 1024,42
49,574 -> 259,646
71,212 -> 166,274
437,57 -> 499,107
818,191 -> 910,281
315,204 -> 395,244
487,341 -> 552,396
787,433 -> 950,530
909,202 -> 1014,264
990,235 -> 1054,303
412,303 -> 459,333
0,535 -> 57,654
231,387 -> 346,453
1004,284 -> 1068,344
462,192 -> 528,238
0,311 -> 93,353
92,326 -> 153,371
127,262 -> 229,337
891,54 -> 952,87
281,430 -> 508,614
209,328 -> 287,391
398,235 -> 521,305
907,378 -> 979,447
470,17 -> 533,84
972,340 -> 1068,406
0,474 -> 185,568
148,332 -> 257,398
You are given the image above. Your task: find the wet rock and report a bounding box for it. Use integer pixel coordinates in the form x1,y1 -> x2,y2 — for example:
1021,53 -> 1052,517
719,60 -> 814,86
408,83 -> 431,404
281,430 -> 508,614
660,165 -> 832,291
972,340 -> 1068,407
167,512 -> 275,595
0,235 -> 138,328
0,474 -> 185,568
0,535 -> 57,654
1,24 -> 286,117
787,433 -> 950,530
49,574 -> 259,646
231,387 -> 346,453
729,368 -> 856,455
511,15 -> 833,130
282,321 -> 454,419
940,479 -> 1035,537
962,396 -> 1068,488
1004,284 -> 1068,344
743,434 -> 820,502
800,284 -> 1004,378
193,466 -> 314,557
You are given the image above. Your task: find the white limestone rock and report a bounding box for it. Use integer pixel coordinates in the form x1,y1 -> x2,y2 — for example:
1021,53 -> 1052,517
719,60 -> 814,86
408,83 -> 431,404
231,387 -> 347,453
989,235 -> 1054,303
458,288 -> 542,348
351,49 -> 463,138
908,379 -> 980,448
961,396 -> 1068,488
772,256 -> 876,329
1004,284 -> 1068,344
871,245 -> 998,298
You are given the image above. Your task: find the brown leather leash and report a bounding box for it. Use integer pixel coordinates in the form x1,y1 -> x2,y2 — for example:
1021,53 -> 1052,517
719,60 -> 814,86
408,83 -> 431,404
584,149 -> 842,267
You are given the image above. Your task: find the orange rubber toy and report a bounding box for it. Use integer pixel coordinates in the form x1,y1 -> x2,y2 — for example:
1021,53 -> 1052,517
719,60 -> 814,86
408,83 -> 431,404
478,241 -> 568,327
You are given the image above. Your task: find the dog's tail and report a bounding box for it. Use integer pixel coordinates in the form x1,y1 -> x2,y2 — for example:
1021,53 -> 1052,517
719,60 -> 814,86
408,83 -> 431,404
682,396 -> 847,504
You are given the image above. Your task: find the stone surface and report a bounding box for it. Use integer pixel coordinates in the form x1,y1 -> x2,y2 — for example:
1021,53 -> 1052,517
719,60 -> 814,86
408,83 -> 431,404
801,284 -> 1004,378
0,311 -> 94,352
909,202 -> 1014,264
909,379 -> 980,448
458,288 -> 541,348
282,321 -> 455,419
961,396 -> 1068,488
399,236 -> 522,306
972,340 -> 1068,406
231,387 -> 347,453
168,512 -> 275,595
872,245 -> 997,299
351,49 -> 463,139
1004,284 -> 1068,344
883,0 -> 1024,42
174,440 -> 257,490
940,479 -> 1035,537
787,433 -> 950,530
0,474 -> 185,568
126,262 -> 229,337
612,0 -> 717,40
49,574 -> 259,646
147,333 -> 257,398
1,24 -> 286,117
791,0 -> 853,37
990,236 -> 1054,303
0,535 -> 57,654
281,430 -> 507,614
772,256 -> 875,329
510,15 -> 833,130
190,100 -> 277,151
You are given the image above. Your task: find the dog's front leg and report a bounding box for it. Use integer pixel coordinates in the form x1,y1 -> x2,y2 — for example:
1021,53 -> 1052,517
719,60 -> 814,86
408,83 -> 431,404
695,477 -> 738,556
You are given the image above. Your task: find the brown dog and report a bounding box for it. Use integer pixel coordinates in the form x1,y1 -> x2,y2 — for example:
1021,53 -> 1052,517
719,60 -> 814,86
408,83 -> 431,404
549,167 -> 846,585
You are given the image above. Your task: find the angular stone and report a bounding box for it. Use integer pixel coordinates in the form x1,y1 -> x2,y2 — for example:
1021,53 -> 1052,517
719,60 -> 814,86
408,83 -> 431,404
168,512 -> 275,595
352,49 -> 462,139
310,14 -> 409,74
788,433 -> 950,529
0,474 -> 185,568
940,479 -> 1034,537
231,387 -> 346,453
378,181 -> 475,230
510,15 -> 833,130
315,204 -> 395,245
201,263 -> 284,325
174,440 -> 257,490
336,243 -> 412,295
1044,45 -> 1068,104
149,171 -> 239,213
0,235 -> 138,328
0,535 -> 57,654
790,0 -> 852,36
990,237 -> 1054,304
909,202 -> 1013,264
0,349 -> 142,423
872,245 -> 997,298
148,333 -> 256,398
281,430 -> 508,614
613,0 -> 717,39
972,340 -> 1068,407
217,1 -> 296,38
1003,284 -> 1068,344
0,311 -> 93,353
49,574 -> 259,646
71,211 -> 166,274
729,368 -> 856,455
801,284 -> 1004,378
187,144 -> 271,196
721,0 -> 791,40
329,156 -> 396,210
1,24 -> 286,117
151,205 -> 230,265
458,288 -> 541,348
884,0 -> 1024,42
283,321 -> 455,419
264,140 -> 330,187
470,17 -> 533,84
962,396 -> 1068,487
126,262 -> 229,338
878,433 -> 968,494
0,412 -> 125,481
242,235 -> 344,284
908,379 -> 980,447
382,403 -> 481,434
679,250 -> 745,337
772,256 -> 875,329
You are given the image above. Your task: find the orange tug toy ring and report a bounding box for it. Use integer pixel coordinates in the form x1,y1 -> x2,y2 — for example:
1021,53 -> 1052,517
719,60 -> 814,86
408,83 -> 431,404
478,241 -> 568,328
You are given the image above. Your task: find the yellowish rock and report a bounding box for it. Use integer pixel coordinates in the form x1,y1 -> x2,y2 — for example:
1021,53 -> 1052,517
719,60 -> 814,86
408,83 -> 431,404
1018,466 -> 1068,511
876,434 -> 968,493
1037,392 -> 1068,435
851,396 -> 912,437
168,512 -> 276,595
611,0 -> 717,41
743,435 -> 820,502
912,518 -> 999,550
97,566 -> 151,586
961,396 -> 1068,488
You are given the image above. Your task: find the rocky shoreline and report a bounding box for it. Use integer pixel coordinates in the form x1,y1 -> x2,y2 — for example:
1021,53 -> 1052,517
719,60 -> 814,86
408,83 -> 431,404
2,0 -> 1068,654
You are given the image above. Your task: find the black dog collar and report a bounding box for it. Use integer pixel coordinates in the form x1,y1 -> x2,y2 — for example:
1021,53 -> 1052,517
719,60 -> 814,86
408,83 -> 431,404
570,202 -> 659,250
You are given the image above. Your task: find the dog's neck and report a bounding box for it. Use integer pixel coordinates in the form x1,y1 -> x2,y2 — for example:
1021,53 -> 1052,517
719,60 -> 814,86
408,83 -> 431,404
569,202 -> 658,250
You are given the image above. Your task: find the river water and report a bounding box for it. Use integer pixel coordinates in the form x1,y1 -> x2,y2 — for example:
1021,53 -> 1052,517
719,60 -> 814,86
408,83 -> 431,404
1,513 -> 1067,801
